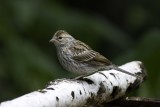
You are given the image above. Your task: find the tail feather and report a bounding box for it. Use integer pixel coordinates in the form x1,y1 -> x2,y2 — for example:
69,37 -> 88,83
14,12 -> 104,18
107,64 -> 137,77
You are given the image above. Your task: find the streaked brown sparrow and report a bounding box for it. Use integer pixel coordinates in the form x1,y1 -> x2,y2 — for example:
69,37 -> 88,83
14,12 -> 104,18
50,30 -> 137,78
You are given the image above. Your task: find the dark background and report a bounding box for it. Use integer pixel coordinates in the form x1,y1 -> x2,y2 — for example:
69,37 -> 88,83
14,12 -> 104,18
0,0 -> 160,102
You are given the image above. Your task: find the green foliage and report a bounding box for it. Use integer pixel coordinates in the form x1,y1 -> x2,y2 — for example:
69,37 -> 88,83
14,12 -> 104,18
0,0 -> 160,102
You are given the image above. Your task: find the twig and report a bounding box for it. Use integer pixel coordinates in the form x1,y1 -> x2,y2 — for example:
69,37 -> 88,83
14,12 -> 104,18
106,97 -> 160,107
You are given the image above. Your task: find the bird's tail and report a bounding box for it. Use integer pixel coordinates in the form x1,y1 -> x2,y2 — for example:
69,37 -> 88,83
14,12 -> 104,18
106,64 -> 142,80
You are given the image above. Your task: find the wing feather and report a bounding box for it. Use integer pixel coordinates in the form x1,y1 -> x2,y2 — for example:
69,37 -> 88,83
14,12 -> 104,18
70,40 -> 112,65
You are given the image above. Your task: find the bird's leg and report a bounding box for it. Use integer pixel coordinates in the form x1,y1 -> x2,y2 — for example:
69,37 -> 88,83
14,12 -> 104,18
73,67 -> 109,80
73,70 -> 100,80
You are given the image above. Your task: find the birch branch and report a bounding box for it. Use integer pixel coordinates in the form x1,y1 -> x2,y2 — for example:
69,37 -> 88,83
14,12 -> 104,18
0,61 -> 147,107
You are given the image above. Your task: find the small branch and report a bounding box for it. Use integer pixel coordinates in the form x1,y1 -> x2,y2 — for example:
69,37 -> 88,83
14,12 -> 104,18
106,97 -> 160,107
0,61 -> 147,107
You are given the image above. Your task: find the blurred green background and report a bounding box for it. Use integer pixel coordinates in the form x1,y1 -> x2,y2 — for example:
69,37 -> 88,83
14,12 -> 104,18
0,0 -> 160,102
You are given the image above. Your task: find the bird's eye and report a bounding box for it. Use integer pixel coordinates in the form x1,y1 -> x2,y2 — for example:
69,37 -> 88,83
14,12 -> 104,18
58,36 -> 62,39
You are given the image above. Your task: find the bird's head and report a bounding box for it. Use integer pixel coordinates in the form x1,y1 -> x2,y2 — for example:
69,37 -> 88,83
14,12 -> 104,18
50,30 -> 75,47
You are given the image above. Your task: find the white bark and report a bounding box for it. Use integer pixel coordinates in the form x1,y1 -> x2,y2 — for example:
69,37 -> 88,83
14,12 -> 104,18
0,61 -> 147,107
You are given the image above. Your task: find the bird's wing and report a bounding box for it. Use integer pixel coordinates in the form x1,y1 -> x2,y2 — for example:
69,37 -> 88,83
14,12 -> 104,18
70,40 -> 112,65
92,52 -> 112,65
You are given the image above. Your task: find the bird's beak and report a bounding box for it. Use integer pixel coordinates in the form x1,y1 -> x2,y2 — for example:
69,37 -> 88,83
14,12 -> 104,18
49,38 -> 59,44
49,38 -> 55,43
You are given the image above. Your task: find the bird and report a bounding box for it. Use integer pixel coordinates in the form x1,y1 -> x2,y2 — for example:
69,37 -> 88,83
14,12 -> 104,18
50,30 -> 138,78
